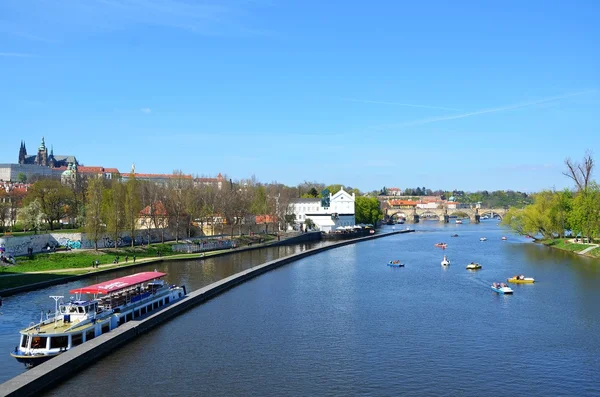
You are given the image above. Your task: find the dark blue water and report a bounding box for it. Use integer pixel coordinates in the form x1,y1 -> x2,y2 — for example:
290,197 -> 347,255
0,242 -> 327,384
44,221 -> 600,396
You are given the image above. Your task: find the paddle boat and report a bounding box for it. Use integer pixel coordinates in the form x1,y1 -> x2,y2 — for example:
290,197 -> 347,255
491,282 -> 513,294
501,236 -> 507,240
507,275 -> 535,284
387,260 -> 405,267
434,242 -> 447,248
466,262 -> 482,270
480,237 -> 487,242
441,255 -> 450,266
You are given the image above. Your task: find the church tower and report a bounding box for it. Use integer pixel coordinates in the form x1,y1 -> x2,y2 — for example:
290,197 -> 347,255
35,137 -> 48,166
18,141 -> 27,164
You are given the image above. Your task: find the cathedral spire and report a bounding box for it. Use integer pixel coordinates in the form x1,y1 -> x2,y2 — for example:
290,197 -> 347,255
50,145 -> 54,157
39,136 -> 46,151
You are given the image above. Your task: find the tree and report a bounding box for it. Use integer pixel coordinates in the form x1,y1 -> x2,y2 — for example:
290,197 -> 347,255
24,179 -> 74,230
355,196 -> 383,225
165,171 -> 191,243
17,173 -> 27,183
304,218 -> 315,230
569,183 -> 600,242
85,178 -> 105,250
564,151 -> 594,192
19,199 -> 44,234
103,180 -> 126,248
124,173 -> 142,247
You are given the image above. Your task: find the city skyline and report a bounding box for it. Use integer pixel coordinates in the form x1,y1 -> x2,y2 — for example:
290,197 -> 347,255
1,1 -> 598,193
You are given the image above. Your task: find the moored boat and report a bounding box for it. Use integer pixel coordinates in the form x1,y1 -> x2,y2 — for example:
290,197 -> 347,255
507,275 -> 535,284
466,262 -> 482,270
491,282 -> 513,294
10,271 -> 186,368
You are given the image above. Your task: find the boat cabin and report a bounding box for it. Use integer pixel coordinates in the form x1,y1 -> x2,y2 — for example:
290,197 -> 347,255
59,300 -> 99,323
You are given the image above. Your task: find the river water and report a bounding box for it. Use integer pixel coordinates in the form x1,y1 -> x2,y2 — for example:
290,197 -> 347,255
3,221 -> 600,396
0,241 -> 328,384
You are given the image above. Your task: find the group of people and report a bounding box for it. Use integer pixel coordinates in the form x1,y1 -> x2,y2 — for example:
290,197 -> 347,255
513,274 -> 525,280
388,260 -> 401,264
492,282 -> 507,288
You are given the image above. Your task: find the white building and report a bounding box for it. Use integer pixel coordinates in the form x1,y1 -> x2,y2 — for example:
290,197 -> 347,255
290,188 -> 356,232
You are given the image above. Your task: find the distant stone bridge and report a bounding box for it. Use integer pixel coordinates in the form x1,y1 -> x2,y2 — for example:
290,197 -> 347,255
385,207 -> 507,224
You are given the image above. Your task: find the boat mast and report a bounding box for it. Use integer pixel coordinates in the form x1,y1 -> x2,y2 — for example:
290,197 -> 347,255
50,296 -> 64,329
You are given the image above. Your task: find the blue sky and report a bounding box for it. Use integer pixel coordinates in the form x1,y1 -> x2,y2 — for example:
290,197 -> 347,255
1,0 -> 598,193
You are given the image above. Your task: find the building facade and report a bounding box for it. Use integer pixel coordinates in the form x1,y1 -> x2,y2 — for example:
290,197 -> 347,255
290,188 -> 356,232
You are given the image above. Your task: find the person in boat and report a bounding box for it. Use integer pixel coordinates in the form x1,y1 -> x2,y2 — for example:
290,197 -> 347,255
519,275 -> 525,280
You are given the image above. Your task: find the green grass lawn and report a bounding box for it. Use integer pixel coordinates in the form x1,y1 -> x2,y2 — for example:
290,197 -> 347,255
541,238 -> 591,253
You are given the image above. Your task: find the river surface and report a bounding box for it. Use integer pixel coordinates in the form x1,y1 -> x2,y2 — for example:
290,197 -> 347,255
0,241 -> 329,384
4,221 -> 600,396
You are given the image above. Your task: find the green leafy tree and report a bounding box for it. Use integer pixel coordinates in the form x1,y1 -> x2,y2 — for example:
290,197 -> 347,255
102,180 -> 126,248
569,183 -> 600,242
355,196 -> 383,225
124,173 -> 142,247
85,178 -> 105,250
24,179 -> 74,230
17,173 -> 27,183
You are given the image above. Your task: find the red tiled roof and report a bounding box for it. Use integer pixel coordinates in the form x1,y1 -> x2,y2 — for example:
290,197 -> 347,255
135,173 -> 192,179
78,166 -> 104,173
104,168 -> 120,173
139,201 -> 167,216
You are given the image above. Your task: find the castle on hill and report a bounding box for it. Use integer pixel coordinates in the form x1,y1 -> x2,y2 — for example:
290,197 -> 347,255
18,137 -> 78,168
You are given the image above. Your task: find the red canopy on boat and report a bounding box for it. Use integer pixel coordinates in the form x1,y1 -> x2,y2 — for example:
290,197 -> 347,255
69,271 -> 166,295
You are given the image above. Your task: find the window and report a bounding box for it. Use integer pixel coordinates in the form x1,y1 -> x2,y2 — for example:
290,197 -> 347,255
101,323 -> 110,334
86,329 -> 95,341
71,333 -> 83,346
21,335 -> 30,348
31,336 -> 47,349
50,336 -> 68,349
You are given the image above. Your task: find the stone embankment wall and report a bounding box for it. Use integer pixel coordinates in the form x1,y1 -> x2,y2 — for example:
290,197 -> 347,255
0,230 -> 412,397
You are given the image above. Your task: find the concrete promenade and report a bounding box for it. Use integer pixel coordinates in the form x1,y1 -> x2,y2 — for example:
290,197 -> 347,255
0,229 -> 413,397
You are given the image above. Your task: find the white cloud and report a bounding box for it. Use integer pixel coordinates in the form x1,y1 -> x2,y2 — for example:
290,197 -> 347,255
140,108 -> 152,114
378,90 -> 597,129
342,98 -> 461,111
0,52 -> 33,57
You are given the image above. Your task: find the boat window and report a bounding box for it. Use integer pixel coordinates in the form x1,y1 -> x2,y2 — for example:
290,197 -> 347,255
69,306 -> 77,313
101,323 -> 110,334
50,336 -> 68,349
71,333 -> 83,346
165,297 -> 170,304
31,336 -> 47,349
78,307 -> 85,314
21,335 -> 30,348
60,306 -> 66,314
86,329 -> 95,341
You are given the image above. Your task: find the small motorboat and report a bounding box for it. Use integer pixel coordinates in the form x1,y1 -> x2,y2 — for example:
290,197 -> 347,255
501,236 -> 507,240
434,243 -> 447,248
480,237 -> 487,242
491,283 -> 513,294
455,220 -> 463,224
451,234 -> 459,237
466,262 -> 482,270
507,276 -> 535,284
441,255 -> 450,266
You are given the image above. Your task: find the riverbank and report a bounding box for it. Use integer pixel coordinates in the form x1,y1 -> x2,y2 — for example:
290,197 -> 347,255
537,238 -> 600,258
0,232 -> 315,296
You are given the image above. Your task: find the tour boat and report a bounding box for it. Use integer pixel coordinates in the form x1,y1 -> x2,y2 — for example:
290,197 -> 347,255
441,256 -> 450,266
507,276 -> 535,284
10,271 -> 186,368
466,263 -> 482,270
491,283 -> 513,294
